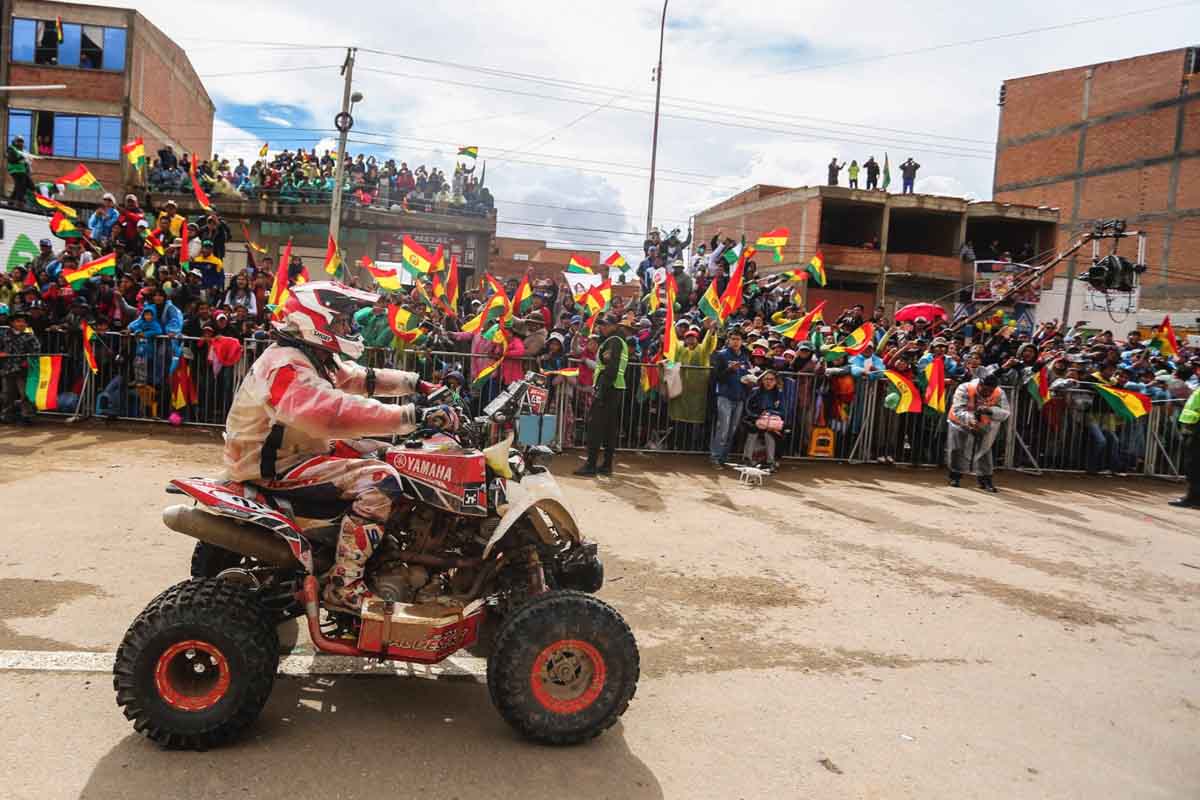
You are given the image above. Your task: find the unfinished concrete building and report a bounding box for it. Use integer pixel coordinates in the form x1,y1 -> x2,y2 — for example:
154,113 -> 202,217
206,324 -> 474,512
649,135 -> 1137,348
693,185 -> 1058,313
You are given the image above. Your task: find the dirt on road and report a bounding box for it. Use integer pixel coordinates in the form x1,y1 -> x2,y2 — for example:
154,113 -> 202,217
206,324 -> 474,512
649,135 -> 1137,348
0,426 -> 1197,799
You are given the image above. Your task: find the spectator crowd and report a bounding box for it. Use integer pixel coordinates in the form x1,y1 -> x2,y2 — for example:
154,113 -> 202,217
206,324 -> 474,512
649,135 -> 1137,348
145,145 -> 494,215
1,199 -> 1197,482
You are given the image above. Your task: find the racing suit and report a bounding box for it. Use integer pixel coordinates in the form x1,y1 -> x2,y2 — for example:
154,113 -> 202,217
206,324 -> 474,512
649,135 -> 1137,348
946,380 -> 1011,482
223,341 -> 421,609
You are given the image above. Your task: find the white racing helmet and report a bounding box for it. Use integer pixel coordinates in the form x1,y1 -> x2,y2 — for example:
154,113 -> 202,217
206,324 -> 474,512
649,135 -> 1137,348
272,281 -> 378,360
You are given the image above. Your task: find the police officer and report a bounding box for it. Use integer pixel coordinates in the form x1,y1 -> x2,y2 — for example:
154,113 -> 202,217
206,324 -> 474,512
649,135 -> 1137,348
575,314 -> 628,477
1170,385 -> 1200,508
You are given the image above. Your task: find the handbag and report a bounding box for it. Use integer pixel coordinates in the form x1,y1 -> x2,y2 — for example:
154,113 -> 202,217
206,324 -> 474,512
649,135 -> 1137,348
756,413 -> 783,433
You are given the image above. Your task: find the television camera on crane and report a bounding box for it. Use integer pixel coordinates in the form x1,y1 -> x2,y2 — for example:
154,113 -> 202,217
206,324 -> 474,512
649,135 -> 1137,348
1077,218 -> 1147,294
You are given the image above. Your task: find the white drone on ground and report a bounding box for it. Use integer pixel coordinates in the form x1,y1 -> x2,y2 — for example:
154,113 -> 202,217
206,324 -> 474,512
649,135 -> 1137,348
729,464 -> 771,487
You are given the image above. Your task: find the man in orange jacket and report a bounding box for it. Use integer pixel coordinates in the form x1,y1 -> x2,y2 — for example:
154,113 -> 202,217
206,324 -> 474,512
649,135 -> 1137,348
946,368 -> 1011,492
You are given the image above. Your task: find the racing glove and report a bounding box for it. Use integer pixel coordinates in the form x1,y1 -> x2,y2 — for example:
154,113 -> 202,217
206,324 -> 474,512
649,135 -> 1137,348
421,404 -> 460,432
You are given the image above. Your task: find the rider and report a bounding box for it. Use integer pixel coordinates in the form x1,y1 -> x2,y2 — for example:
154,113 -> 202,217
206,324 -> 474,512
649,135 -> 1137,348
223,282 -> 457,611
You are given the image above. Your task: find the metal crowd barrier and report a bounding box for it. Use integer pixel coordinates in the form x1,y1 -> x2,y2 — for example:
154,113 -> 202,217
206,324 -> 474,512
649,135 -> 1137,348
1,332 -> 1189,481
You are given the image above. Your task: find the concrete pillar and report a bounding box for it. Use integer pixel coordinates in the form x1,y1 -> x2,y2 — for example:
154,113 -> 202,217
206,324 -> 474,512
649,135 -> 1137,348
877,204 -> 892,306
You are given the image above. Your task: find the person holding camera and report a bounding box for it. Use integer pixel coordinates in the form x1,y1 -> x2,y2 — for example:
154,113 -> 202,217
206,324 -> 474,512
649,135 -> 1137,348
946,367 -> 1010,492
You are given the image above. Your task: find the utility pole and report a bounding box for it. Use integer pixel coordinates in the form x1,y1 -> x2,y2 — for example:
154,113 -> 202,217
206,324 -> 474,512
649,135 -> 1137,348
329,47 -> 358,280
645,0 -> 668,237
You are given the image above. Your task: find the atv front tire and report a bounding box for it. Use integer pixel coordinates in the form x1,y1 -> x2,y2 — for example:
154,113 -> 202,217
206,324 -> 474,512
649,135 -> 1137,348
487,590 -> 638,745
113,578 -> 279,749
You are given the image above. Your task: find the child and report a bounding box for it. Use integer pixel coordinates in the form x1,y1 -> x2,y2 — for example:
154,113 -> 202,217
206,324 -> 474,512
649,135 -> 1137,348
0,310 -> 42,424
128,307 -> 164,385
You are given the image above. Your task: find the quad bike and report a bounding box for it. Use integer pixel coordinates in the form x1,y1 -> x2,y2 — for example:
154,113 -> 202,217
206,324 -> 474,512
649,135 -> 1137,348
113,372 -> 639,749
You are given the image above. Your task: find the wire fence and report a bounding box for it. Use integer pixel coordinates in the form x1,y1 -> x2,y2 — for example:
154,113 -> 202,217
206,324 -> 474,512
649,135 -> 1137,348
1,332 -> 1189,480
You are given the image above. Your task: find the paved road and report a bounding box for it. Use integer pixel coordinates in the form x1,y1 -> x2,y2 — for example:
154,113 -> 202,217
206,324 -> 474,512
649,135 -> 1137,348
1,426 -> 1197,799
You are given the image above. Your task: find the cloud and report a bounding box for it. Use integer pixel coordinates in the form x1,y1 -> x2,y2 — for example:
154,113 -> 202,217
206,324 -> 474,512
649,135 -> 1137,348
111,0 -> 1200,252
259,113 -> 293,128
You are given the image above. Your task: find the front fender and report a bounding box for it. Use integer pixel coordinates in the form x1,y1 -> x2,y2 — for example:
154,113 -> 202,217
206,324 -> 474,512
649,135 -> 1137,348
483,471 -> 582,558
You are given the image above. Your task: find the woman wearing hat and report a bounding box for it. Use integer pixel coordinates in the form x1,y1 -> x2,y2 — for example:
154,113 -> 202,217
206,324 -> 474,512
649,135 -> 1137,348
742,370 -> 785,470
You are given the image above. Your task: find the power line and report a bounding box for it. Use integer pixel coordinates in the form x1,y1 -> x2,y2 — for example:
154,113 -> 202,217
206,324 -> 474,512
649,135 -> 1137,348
353,66 -> 995,159
757,1 -> 1200,77
198,64 -> 340,78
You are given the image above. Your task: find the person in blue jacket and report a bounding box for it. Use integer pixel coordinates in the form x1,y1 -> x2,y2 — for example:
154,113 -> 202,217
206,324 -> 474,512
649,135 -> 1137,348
850,342 -> 886,380
709,328 -> 752,466
88,193 -> 120,242
743,370 -> 785,469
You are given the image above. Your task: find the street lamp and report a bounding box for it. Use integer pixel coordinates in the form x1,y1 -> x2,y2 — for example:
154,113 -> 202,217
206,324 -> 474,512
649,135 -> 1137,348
645,0 -> 668,237
328,48 -> 359,277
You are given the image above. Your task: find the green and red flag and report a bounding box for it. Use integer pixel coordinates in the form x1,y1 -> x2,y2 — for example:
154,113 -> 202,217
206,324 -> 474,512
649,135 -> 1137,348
81,320 -> 99,374
923,355 -> 947,414
1148,315 -> 1180,359
56,164 -> 101,191
387,304 -> 425,344
605,251 -> 628,271
400,235 -> 437,277
62,253 -> 115,288
49,211 -> 82,239
123,137 -> 146,170
805,252 -> 827,287
770,300 -> 826,342
34,192 -> 75,218
883,370 -> 923,414
1026,366 -> 1051,409
1096,383 -> 1151,421
755,227 -> 789,263
566,254 -> 593,274
457,146 -> 479,160
188,156 -> 213,212
513,273 -> 534,315
322,235 -> 343,279
25,355 -> 62,410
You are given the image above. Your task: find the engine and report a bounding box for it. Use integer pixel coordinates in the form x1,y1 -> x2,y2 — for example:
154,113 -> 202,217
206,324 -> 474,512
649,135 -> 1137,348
368,504 -> 486,603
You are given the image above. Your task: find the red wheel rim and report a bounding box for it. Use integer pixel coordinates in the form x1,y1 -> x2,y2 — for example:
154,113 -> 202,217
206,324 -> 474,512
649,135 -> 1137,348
154,640 -> 231,712
530,639 -> 606,714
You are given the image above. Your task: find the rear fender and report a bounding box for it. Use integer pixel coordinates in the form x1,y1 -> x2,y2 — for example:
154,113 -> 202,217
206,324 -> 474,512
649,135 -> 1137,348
169,478 -> 315,574
482,472 -> 581,559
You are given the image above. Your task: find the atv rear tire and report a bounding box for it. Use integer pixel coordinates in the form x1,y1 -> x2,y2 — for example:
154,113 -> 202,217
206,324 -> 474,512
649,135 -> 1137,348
487,590 -> 638,745
113,578 -> 279,749
189,541 -> 245,578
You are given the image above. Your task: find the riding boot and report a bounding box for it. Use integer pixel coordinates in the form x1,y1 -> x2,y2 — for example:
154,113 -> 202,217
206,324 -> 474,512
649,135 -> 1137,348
323,515 -> 382,612
978,476 -> 998,493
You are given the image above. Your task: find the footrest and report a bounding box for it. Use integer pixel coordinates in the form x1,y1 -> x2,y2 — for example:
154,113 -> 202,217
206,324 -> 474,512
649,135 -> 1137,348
358,598 -> 485,663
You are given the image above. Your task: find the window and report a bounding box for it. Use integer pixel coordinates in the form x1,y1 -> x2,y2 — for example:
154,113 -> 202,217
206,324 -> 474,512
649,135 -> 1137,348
8,109 -> 122,160
10,18 -> 127,71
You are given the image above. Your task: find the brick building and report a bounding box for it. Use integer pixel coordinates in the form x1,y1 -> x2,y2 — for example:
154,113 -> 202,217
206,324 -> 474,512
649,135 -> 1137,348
693,185 -> 1057,314
0,0 -> 213,197
994,47 -> 1200,309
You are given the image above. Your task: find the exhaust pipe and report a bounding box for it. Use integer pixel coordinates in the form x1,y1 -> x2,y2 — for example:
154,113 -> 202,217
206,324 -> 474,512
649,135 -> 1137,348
163,504 -> 302,568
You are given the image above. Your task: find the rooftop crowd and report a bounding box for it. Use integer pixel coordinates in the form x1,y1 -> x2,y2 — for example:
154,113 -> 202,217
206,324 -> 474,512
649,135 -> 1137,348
1,205 -> 1197,478
145,145 -> 494,215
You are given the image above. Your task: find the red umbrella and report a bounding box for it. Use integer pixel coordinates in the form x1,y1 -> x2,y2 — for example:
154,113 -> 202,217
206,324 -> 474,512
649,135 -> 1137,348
894,303 -> 948,323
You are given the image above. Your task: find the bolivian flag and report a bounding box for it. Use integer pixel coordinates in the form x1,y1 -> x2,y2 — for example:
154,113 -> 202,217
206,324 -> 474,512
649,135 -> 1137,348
189,156 -> 213,212
770,300 -> 826,342
171,357 -> 198,410
566,255 -> 592,274
49,211 -> 82,239
34,192 -> 75,218
462,293 -> 510,335
25,355 -> 62,410
698,280 -> 724,324
755,227 -> 789,263
605,251 -> 628,271
387,305 -> 425,344
122,138 -> 146,170
923,355 -> 947,413
662,274 -> 680,363
580,279 -> 612,317
1096,383 -> 1151,421
362,256 -> 402,291
1026,366 -> 1050,409
1149,315 -> 1180,359
81,320 -> 99,373
805,252 -> 827,287
401,235 -> 437,277
432,254 -> 459,316
268,240 -> 294,314
513,273 -> 534,315
823,321 -> 875,360
543,367 -> 580,378
241,224 -> 268,255
57,164 -> 102,190
883,370 -> 923,414
323,235 -> 343,279
457,146 -> 479,159
62,252 -> 116,287
259,143 -> 269,158
55,15 -> 64,43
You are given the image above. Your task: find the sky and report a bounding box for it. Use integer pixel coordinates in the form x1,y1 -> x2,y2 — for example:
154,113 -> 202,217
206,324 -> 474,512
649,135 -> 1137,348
96,0 -> 1200,257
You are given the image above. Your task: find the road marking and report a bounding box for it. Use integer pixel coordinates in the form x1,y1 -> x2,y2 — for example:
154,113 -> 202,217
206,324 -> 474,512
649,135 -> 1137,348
0,649 -> 488,682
